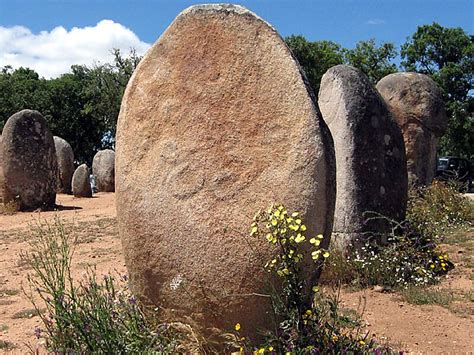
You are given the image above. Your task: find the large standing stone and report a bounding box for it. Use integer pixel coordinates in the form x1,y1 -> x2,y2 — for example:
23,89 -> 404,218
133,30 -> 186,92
0,110 -> 57,210
376,72 -> 447,186
72,164 -> 92,198
92,149 -> 115,192
319,65 -> 408,247
0,135 -> 5,204
116,4 -> 335,338
54,136 -> 74,194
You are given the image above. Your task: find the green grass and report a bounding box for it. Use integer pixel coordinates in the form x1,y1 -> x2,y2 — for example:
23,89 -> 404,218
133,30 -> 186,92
0,288 -> 20,297
401,287 -> 454,306
0,339 -> 15,350
11,308 -> 44,319
443,228 -> 473,245
0,200 -> 18,215
0,324 -> 8,332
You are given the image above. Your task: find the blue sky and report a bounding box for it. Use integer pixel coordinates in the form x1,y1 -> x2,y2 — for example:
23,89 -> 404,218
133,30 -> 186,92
0,0 -> 472,77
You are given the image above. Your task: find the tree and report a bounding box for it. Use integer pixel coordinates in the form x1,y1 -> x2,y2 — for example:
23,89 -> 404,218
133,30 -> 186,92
285,35 -> 344,94
344,39 -> 398,83
82,49 -> 142,142
401,23 -> 474,158
0,67 -> 49,131
0,49 -> 141,165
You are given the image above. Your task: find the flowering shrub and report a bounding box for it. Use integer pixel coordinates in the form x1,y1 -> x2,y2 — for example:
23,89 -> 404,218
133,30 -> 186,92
350,236 -> 454,288
407,180 -> 472,243
23,217 -> 177,353
321,181 -> 468,289
234,205 -> 390,354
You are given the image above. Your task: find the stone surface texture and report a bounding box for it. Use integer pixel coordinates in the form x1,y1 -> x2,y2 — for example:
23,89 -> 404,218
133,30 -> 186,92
54,136 -> 74,194
376,72 -> 447,186
0,135 -> 4,204
319,65 -> 408,246
116,4 -> 335,338
72,164 -> 92,198
0,110 -> 57,210
92,149 -> 115,192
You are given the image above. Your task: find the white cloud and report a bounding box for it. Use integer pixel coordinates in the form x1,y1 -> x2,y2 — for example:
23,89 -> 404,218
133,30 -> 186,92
0,20 -> 151,78
366,19 -> 386,25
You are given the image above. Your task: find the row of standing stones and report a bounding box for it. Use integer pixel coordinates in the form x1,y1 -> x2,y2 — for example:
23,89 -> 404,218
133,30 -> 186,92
0,110 -> 115,209
116,4 -> 447,340
0,4 -> 447,341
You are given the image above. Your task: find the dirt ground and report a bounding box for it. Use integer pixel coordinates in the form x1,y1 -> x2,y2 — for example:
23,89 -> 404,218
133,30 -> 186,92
0,193 -> 473,353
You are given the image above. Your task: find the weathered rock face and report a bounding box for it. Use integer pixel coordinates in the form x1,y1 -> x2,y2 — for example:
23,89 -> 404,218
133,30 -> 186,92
92,149 -> 115,192
376,72 -> 447,186
72,164 -> 92,198
1,110 -> 57,210
319,65 -> 408,247
54,136 -> 74,194
116,4 -> 335,338
0,135 -> 4,204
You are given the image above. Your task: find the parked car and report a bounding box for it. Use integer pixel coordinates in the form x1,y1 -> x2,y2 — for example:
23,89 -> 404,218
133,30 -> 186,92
436,156 -> 472,192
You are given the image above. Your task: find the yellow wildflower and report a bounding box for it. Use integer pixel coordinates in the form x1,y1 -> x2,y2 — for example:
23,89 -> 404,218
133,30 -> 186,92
300,225 -> 307,231
235,323 -> 241,331
291,212 -> 299,217
271,219 -> 277,226
310,238 -> 321,246
295,234 -> 305,243
359,340 -> 365,346
312,286 -> 319,293
323,251 -> 330,258
250,226 -> 258,235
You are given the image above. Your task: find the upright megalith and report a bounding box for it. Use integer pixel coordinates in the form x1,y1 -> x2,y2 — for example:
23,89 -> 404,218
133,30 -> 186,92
92,149 -> 115,192
0,135 -> 5,204
318,65 -> 408,247
72,164 -> 92,198
116,4 -> 335,338
376,72 -> 447,186
54,136 -> 74,194
0,110 -> 57,210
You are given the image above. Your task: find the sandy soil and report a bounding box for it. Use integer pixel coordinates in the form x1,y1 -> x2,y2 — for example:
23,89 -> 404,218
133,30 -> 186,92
1,193 -> 473,353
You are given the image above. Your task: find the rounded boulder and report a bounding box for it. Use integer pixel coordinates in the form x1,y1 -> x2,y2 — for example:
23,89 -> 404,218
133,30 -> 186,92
54,136 -> 74,194
72,164 -> 92,198
0,110 -> 57,210
319,65 -> 408,248
376,72 -> 447,185
92,149 -> 115,192
116,4 -> 335,338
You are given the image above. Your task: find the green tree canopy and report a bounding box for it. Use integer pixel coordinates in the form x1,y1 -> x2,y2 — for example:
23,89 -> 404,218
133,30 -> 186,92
285,35 -> 344,94
0,49 -> 141,165
401,22 -> 474,158
344,39 -> 398,83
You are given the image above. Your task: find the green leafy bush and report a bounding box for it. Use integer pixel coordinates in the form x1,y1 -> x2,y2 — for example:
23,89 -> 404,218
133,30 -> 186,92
407,180 -> 472,242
